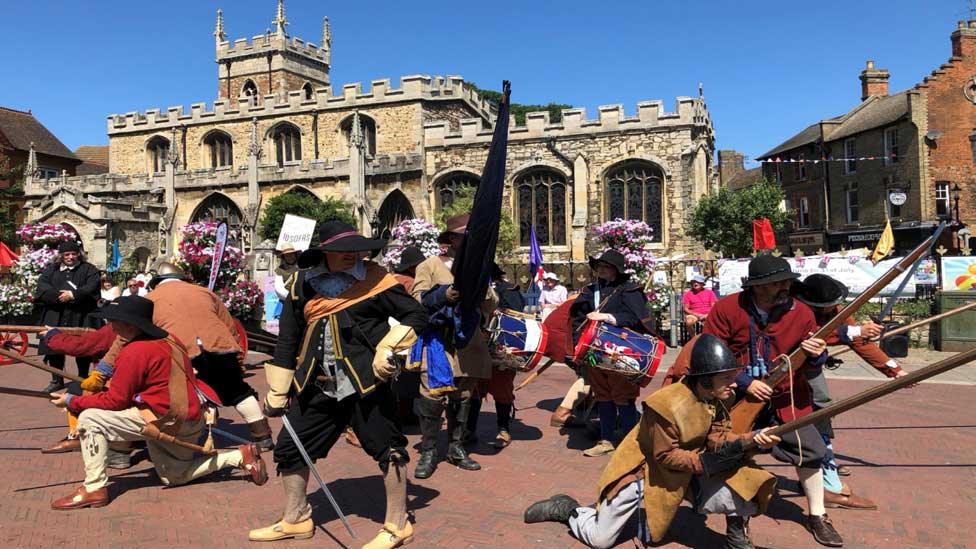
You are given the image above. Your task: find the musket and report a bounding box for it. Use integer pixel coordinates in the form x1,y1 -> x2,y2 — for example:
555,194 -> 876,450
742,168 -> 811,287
0,325 -> 92,335
0,347 -> 86,383
730,233 -> 939,433
743,346 -> 976,450
829,299 -> 976,358
0,385 -> 58,399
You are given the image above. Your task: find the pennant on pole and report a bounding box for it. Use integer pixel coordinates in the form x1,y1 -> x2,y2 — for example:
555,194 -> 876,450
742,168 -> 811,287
870,219 -> 895,265
529,225 -> 544,289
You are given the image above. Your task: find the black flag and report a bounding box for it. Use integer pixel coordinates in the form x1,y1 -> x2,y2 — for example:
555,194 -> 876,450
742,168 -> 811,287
451,80 -> 511,346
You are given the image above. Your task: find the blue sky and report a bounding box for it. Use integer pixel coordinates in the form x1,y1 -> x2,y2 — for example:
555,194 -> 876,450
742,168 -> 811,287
0,0 -> 965,165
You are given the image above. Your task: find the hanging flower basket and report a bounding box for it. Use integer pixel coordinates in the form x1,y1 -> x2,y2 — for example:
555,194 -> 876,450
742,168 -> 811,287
174,221 -> 245,289
591,219 -> 657,285
381,218 -> 442,268
218,279 -> 263,320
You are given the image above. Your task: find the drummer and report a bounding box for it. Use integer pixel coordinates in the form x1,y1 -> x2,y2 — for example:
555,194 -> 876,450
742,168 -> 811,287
571,250 -> 653,458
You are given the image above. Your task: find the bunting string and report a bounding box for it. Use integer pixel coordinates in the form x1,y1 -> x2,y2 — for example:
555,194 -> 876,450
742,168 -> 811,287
760,154 -> 898,164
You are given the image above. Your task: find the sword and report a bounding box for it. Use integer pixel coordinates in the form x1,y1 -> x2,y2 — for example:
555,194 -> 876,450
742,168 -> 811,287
280,415 -> 356,538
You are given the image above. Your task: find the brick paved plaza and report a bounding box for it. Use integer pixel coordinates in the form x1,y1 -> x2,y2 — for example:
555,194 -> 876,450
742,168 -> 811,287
0,349 -> 973,549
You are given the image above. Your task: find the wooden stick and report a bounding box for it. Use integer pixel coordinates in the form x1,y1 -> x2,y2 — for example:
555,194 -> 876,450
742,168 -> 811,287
744,346 -> 976,450
731,233 -> 938,433
830,299 -> 976,358
0,325 -> 93,335
514,359 -> 555,392
0,386 -> 58,399
0,347 -> 85,383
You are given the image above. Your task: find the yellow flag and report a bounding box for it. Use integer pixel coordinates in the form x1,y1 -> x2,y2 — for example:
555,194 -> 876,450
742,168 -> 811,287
871,220 -> 894,265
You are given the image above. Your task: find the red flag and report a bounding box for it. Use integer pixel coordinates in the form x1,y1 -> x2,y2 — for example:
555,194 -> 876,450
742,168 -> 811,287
752,218 -> 776,250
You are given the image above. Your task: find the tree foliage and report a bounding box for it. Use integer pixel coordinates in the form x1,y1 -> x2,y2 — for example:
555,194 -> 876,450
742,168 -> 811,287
437,186 -> 518,261
689,179 -> 792,257
0,157 -> 25,246
468,84 -> 573,125
258,190 -> 356,242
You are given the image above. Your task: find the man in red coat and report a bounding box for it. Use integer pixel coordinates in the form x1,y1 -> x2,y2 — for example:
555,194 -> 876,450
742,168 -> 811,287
703,255 -> 842,547
48,296 -> 267,510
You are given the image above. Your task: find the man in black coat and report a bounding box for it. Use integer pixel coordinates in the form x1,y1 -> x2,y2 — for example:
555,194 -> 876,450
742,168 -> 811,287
35,241 -> 101,392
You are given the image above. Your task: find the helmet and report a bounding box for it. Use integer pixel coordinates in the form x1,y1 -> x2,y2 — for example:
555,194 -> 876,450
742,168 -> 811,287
148,262 -> 186,289
686,334 -> 738,377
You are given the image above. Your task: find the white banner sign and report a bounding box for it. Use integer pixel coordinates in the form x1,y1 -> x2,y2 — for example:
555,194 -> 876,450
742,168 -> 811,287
718,254 -> 933,297
276,214 -> 317,251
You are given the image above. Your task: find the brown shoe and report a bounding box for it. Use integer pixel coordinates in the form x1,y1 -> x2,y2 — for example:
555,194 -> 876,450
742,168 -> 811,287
51,486 -> 109,510
550,406 -> 572,427
806,514 -> 843,547
239,444 -> 269,486
582,440 -> 615,457
836,465 -> 852,477
825,486 -> 877,510
42,436 -> 81,454
492,430 -> 511,449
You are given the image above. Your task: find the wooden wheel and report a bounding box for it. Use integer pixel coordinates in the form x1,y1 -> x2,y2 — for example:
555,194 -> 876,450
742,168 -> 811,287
0,330 -> 29,365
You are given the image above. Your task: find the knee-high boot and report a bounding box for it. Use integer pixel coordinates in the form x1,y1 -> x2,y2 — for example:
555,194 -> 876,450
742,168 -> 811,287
446,399 -> 481,471
465,396 -> 482,445
414,398 -> 443,480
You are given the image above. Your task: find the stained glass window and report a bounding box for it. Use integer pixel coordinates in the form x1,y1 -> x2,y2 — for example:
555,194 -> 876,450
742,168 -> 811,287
192,193 -> 244,246
516,170 -> 568,247
605,162 -> 663,242
434,172 -> 479,210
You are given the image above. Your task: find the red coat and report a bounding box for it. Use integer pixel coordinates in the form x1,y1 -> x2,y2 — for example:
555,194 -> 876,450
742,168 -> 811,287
703,292 -> 819,422
817,307 -> 902,378
43,324 -> 116,360
69,336 -> 202,421
542,295 -> 577,362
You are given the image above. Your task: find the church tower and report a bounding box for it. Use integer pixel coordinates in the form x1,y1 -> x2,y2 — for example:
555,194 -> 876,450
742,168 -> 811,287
214,1 -> 331,107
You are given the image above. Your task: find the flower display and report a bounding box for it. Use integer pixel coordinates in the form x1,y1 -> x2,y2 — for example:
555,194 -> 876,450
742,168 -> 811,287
381,218 -> 442,268
217,279 -> 263,319
0,283 -> 34,318
645,283 -> 672,314
12,246 -> 60,288
174,221 -> 245,289
15,223 -> 79,249
591,219 -> 657,284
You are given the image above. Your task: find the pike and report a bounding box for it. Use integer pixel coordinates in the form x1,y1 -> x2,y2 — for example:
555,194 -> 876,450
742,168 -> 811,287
0,385 -> 58,399
514,358 -> 553,392
730,232 -> 941,433
0,325 -> 92,335
743,346 -> 976,450
830,299 -> 976,358
0,347 -> 85,383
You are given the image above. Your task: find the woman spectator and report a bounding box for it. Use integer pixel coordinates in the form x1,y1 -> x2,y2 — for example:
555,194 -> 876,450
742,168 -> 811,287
99,274 -> 121,306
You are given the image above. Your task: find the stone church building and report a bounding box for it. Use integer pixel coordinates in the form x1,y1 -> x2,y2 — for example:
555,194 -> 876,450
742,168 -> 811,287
24,1 -> 715,285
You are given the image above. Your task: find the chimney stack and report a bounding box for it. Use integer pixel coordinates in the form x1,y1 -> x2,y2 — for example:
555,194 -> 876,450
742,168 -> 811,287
951,20 -> 976,57
859,60 -> 890,101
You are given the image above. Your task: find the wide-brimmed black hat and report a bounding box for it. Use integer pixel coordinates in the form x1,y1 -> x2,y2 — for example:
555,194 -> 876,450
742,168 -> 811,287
793,274 -> 849,308
93,296 -> 168,339
740,254 -> 800,288
298,221 -> 388,269
394,246 -> 425,274
58,241 -> 81,254
588,250 -> 629,279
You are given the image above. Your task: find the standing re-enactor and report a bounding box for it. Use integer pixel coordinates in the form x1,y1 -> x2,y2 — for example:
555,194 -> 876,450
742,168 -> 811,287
524,335 -> 779,549
98,263 -> 274,450
410,213 -> 497,478
702,255 -> 843,547
36,241 -> 101,392
48,296 -> 267,510
249,222 -> 427,548
571,250 -> 653,457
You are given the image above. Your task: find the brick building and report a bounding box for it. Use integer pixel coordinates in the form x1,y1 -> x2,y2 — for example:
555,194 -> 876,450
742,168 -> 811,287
24,1 -> 715,286
759,21 -> 976,255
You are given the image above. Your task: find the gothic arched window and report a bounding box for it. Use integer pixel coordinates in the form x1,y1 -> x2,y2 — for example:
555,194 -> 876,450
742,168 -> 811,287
242,79 -> 259,106
146,136 -> 170,174
191,193 -> 244,246
340,114 -> 377,157
434,172 -> 479,210
204,131 -> 233,168
271,123 -> 302,166
302,82 -> 314,101
605,161 -> 663,242
515,169 -> 568,247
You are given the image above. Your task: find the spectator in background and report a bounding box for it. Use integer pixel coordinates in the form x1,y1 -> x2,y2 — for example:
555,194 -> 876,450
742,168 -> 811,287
682,274 -> 717,335
539,272 -> 568,321
99,274 -> 121,306
273,243 -> 300,300
121,277 -> 147,297
392,246 -> 426,294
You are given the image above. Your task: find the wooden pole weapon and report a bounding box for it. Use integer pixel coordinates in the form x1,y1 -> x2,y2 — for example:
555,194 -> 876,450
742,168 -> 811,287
0,386 -> 58,399
743,346 -> 976,450
0,347 -> 85,383
0,325 -> 92,335
829,299 -> 976,358
730,233 -> 939,433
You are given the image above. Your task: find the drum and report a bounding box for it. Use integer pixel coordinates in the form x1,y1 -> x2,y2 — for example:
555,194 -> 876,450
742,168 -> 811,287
572,320 -> 666,387
487,309 -> 549,372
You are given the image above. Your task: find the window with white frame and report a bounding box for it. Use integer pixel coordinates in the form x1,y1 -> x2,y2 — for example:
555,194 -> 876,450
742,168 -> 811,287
798,196 -> 810,228
844,138 -> 857,174
884,128 -> 899,165
793,154 -> 807,180
37,167 -> 59,179
935,181 -> 950,218
846,182 -> 859,223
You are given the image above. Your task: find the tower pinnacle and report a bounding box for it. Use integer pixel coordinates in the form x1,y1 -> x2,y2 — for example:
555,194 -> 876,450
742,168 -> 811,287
273,0 -> 288,37
214,8 -> 226,46
322,16 -> 331,65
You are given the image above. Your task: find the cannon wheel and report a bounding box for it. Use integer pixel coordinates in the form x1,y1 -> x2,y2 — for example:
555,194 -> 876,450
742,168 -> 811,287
0,330 -> 29,366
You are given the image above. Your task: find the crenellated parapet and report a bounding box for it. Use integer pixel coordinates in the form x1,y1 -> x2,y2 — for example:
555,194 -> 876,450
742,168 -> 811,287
423,97 -> 711,147
217,33 -> 329,65
108,75 -> 494,134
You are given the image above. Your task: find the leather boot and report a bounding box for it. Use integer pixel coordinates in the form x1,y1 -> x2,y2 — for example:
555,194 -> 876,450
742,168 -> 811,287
724,516 -> 754,549
446,399 -> 480,471
464,396 -> 482,445
493,402 -> 513,449
414,398 -> 443,480
247,418 -> 275,452
807,514 -> 843,547
523,494 -> 580,524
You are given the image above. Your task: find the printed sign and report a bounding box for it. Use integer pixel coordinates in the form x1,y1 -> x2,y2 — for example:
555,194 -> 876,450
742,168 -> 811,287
941,257 -> 976,291
276,214 -> 317,251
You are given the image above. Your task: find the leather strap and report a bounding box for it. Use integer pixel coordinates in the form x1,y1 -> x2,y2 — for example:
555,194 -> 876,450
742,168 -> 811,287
147,337 -> 192,437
